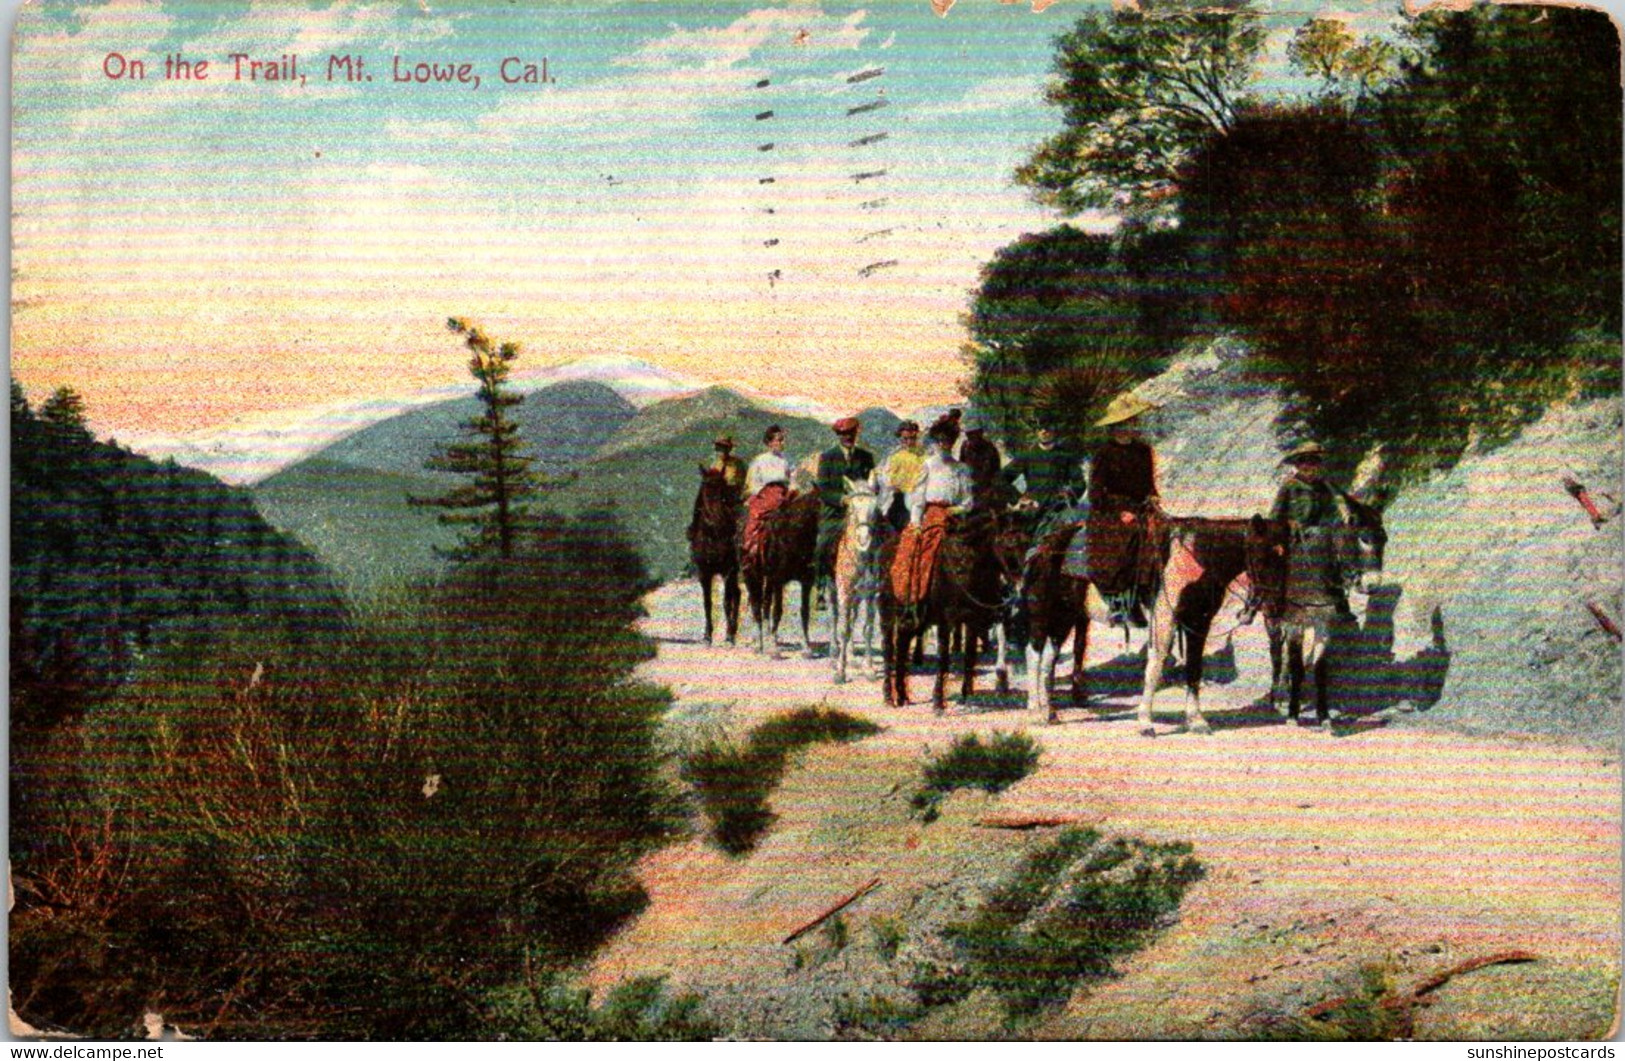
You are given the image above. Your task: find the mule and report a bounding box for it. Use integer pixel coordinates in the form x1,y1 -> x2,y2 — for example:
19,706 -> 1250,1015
740,487 -> 820,658
879,508 -> 1005,713
831,475 -> 885,683
1134,516 -> 1292,736
1020,522 -> 1097,724
687,466 -> 742,645
1263,495 -> 1388,726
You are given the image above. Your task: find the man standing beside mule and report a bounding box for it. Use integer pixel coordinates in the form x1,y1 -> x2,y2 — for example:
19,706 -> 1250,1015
814,417 -> 876,601
1272,441 -> 1356,621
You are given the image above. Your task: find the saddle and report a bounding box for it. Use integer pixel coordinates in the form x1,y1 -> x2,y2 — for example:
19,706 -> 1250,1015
887,504 -> 954,606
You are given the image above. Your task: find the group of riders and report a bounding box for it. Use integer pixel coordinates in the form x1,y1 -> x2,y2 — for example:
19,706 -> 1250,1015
693,397 -> 1356,626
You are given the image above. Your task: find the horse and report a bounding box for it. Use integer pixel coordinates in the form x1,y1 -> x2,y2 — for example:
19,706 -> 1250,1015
687,466 -> 742,645
1262,494 -> 1388,726
740,486 -> 820,658
1020,522 -> 1096,724
831,474 -> 886,683
1134,515 -> 1294,737
879,508 -> 1005,713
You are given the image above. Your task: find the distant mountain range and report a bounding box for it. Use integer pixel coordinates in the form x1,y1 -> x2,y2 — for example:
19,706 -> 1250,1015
249,377 -> 906,597
127,355 -> 914,487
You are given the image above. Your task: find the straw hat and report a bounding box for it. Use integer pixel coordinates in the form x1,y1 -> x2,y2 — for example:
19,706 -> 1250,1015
1095,394 -> 1155,427
1281,441 -> 1326,464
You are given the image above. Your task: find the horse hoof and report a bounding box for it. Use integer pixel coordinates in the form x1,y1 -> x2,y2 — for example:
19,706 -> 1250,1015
1047,712 -> 1060,726
833,674 -> 847,685
1189,720 -> 1212,736
996,674 -> 1011,694
1139,726 -> 1157,738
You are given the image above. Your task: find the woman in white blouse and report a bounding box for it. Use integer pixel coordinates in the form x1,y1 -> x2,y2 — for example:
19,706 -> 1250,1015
743,425 -> 794,557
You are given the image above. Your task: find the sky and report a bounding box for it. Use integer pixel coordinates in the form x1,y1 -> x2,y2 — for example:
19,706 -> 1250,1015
11,0 -> 1407,440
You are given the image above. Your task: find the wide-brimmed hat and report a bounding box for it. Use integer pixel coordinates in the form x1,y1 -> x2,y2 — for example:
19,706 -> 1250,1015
1095,394 -> 1156,427
896,419 -> 920,436
713,434 -> 735,448
927,415 -> 960,445
1282,441 -> 1326,465
832,416 -> 861,436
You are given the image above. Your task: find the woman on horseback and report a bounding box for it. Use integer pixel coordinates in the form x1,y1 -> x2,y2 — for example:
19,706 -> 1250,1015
889,417 -> 973,603
743,425 -> 793,560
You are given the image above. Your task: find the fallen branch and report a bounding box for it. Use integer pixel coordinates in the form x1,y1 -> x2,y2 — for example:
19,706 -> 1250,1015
1563,476 -> 1613,528
1411,950 -> 1539,998
974,815 -> 1090,830
782,877 -> 881,944
1305,951 -> 1541,1022
1586,601 -> 1622,643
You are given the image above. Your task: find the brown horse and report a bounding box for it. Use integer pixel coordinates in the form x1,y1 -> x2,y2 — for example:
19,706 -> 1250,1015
1134,515 -> 1292,736
1020,521 -> 1095,723
879,508 -> 1006,712
740,487 -> 820,657
687,466 -> 742,645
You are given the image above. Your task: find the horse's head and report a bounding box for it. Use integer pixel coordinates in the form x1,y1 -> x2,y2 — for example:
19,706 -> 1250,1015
1245,514 -> 1292,618
1337,491 -> 1387,593
842,475 -> 883,553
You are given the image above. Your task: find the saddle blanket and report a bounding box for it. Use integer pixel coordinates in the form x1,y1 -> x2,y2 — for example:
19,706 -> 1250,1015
888,504 -> 951,605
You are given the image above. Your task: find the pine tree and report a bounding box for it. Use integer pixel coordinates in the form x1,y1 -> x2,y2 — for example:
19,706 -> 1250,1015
410,318 -> 541,559
39,386 -> 91,446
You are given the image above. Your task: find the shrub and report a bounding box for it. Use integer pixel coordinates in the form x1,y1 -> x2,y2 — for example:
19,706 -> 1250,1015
13,515 -> 682,1039
487,976 -> 719,1042
681,708 -> 880,855
910,732 -> 1040,822
915,827 -> 1205,1018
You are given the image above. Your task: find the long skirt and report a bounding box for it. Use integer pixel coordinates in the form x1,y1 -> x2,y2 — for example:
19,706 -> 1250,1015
743,483 -> 789,559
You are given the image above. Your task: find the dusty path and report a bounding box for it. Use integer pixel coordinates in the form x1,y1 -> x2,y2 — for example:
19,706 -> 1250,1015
588,582 -> 1621,1039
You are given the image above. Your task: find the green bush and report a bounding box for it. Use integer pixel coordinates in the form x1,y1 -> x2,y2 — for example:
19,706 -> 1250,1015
12,515 -> 683,1039
915,828 -> 1204,1018
911,732 -> 1040,822
487,975 -> 719,1041
681,707 -> 880,855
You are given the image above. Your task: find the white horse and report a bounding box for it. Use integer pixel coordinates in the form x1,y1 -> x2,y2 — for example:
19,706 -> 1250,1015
831,474 -> 884,683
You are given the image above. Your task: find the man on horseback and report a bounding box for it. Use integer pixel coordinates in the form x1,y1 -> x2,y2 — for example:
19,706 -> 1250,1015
743,425 -> 794,561
814,417 -> 876,597
709,434 -> 746,500
1086,395 -> 1162,628
1271,441 -> 1357,621
958,414 -> 1007,511
879,420 -> 924,532
1002,417 -> 1087,544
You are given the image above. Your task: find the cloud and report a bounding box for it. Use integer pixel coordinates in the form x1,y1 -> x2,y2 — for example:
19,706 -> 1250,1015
913,75 -> 1043,119
617,5 -> 870,70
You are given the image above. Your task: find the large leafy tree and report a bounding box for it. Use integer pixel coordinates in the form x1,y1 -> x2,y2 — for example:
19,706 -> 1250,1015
1015,1 -> 1265,215
962,225 -> 1191,446
411,318 -> 542,559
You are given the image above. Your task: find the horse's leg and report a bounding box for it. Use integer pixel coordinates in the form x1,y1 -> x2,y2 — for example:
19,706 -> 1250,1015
799,581 -> 814,658
1071,615 -> 1089,708
833,582 -> 852,683
724,568 -> 741,645
700,572 -> 715,645
994,621 -> 1010,694
1311,623 -> 1332,726
1041,635 -> 1061,725
1137,579 -> 1180,736
932,621 -> 951,714
1025,635 -> 1044,716
863,594 -> 879,679
1182,608 -> 1215,735
747,573 -> 765,654
1267,620 -> 1285,716
1287,631 -> 1305,721
961,625 -> 979,700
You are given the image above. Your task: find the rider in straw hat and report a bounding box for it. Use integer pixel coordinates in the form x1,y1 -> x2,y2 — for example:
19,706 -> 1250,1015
709,433 -> 746,501
1087,393 -> 1161,627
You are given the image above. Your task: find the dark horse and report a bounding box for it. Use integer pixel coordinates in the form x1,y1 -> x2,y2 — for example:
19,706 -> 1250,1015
1134,515 -> 1293,736
686,466 -> 742,645
1259,494 -> 1388,726
879,509 -> 1006,713
740,487 -> 820,657
1019,514 -> 1290,731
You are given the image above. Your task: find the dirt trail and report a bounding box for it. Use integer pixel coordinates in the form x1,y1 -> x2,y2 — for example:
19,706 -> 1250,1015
587,582 -> 1621,1039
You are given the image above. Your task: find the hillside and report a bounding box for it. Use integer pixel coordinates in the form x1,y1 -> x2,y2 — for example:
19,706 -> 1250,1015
317,379 -> 635,482
1118,336 -> 1622,747
251,381 -> 637,599
551,388 -> 903,582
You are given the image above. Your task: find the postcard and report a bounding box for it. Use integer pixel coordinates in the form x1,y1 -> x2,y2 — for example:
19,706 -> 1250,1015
10,0 -> 1621,1042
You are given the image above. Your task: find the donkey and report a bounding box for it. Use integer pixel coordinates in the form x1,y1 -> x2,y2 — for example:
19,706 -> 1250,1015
831,474 -> 885,683
1134,516 -> 1293,737
1263,495 -> 1388,726
740,487 -> 820,658
879,508 -> 1006,713
687,466 -> 742,645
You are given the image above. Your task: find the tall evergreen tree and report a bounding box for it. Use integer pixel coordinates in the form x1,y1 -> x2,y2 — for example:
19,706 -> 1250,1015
410,318 -> 540,559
